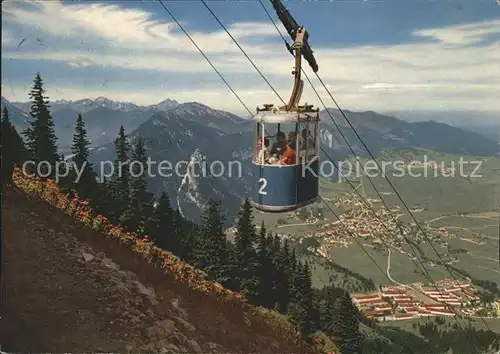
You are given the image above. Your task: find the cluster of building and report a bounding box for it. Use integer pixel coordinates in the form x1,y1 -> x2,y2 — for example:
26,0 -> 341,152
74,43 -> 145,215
352,279 -> 485,322
301,192 -> 409,255
422,278 -> 480,306
405,161 -> 454,174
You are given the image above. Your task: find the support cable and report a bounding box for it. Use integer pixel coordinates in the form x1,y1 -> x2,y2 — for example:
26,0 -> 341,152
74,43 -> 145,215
258,0 -> 491,334
205,0 -> 470,321
156,0 -> 484,347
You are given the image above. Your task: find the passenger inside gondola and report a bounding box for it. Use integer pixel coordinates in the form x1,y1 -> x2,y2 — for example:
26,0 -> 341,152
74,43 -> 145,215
281,140 -> 297,165
268,153 -> 280,164
256,137 -> 270,163
289,131 -> 303,149
270,131 -> 287,157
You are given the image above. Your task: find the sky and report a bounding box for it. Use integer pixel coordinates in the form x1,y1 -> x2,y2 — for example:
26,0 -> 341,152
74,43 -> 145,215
1,0 -> 499,116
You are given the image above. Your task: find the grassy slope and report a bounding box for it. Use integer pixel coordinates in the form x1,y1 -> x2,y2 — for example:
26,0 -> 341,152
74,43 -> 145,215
0,185 -> 314,353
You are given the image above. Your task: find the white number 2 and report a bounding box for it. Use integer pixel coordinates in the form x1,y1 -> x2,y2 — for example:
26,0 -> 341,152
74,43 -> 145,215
258,178 -> 267,195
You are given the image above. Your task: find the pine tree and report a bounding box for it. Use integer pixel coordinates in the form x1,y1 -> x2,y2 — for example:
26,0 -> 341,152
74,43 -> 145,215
121,137 -> 152,232
69,113 -> 96,200
23,73 -> 58,176
317,287 -> 337,334
197,199 -> 230,285
269,234 -> 283,308
1,107 -> 26,184
71,113 -> 91,170
232,198 -> 259,300
289,260 -> 316,339
330,291 -> 363,354
234,198 -> 257,246
275,239 -> 292,313
287,250 -> 300,320
255,222 -> 275,308
93,177 -> 115,217
112,125 -> 130,221
145,192 -> 174,250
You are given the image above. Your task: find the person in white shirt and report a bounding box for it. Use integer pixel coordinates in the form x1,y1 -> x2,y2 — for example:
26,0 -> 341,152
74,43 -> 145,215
257,136 -> 270,164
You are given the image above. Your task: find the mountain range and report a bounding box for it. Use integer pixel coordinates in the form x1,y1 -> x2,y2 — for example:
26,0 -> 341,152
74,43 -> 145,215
2,96 -> 499,224
386,110 -> 500,143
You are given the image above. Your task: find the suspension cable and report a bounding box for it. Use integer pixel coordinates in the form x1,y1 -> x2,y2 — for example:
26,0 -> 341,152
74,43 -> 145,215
156,0 -> 402,293
201,0 -> 481,338
257,0 -> 492,334
156,0 -> 485,346
157,0 -> 253,117
202,0 -> 482,343
203,0 -> 463,312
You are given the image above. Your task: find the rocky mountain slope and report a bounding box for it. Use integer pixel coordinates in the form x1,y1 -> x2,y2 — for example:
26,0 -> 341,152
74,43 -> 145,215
5,95 -> 498,158
3,96 -> 161,151
319,109 -> 500,158
0,185 -> 310,353
3,97 -> 251,152
4,95 -> 498,224
89,106 -> 254,224
89,102 -> 498,224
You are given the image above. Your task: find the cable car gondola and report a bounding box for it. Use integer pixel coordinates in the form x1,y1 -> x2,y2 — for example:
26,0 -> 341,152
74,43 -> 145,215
250,0 -> 320,213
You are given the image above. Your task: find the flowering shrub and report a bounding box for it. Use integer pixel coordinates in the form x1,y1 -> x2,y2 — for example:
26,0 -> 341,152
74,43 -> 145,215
12,168 -> 310,350
93,215 -> 111,233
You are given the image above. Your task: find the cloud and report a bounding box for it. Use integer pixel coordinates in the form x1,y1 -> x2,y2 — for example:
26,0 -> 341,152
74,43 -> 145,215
1,1 -> 499,114
413,19 -> 500,45
1,2 -> 280,55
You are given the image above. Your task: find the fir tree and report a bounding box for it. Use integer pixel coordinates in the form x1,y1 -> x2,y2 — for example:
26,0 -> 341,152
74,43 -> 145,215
330,291 -> 363,354
1,107 -> 26,184
145,192 -> 174,250
121,137 -> 152,232
317,287 -> 337,334
289,260 -> 316,339
23,73 -> 58,176
255,223 -> 275,308
69,113 -> 96,200
71,113 -> 91,170
275,239 -> 292,313
197,199 -> 230,285
234,198 -> 257,246
269,234 -> 283,308
91,176 -> 117,217
232,198 -> 259,299
112,125 -> 130,221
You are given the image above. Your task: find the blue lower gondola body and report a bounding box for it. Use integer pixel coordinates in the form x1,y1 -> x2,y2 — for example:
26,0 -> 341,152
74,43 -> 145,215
250,158 -> 319,212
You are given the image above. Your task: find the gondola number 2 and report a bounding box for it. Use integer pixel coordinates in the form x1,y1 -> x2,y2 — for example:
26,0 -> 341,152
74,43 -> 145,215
258,178 -> 267,195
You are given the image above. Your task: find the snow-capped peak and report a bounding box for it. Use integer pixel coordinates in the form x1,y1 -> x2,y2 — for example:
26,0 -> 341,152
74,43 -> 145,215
53,97 -> 139,112
153,98 -> 180,111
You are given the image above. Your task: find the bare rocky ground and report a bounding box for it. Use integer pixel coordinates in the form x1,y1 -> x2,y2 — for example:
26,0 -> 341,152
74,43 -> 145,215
0,186 -> 308,353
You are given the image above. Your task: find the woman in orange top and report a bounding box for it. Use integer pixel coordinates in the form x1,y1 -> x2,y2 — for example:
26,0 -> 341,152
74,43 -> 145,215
281,141 -> 296,165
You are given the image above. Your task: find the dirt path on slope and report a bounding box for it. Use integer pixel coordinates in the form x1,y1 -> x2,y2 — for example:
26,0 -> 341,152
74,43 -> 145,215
0,187 -> 174,352
0,186 -> 307,353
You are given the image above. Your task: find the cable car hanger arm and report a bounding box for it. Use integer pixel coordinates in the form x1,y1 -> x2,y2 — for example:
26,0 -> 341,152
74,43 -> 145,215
269,0 -> 319,112
283,28 -> 305,111
269,0 -> 318,73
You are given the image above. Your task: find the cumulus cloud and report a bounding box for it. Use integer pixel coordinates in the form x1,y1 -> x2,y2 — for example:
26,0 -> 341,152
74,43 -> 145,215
1,1 -> 499,114
413,19 -> 500,45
